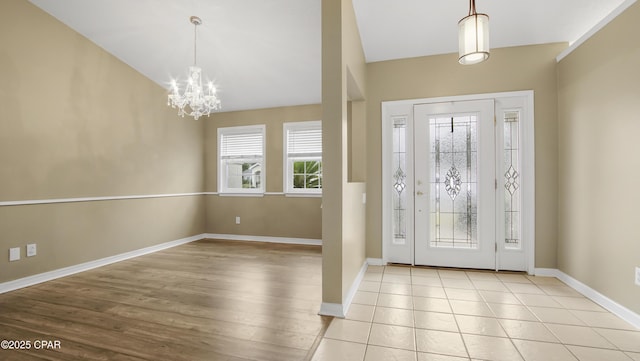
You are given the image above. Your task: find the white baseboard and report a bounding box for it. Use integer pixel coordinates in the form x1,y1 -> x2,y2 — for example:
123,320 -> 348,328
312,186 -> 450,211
319,302 -> 345,318
205,233 -> 322,246
0,234 -> 205,294
318,260 -> 369,318
535,268 -> 640,330
342,261 -> 368,317
366,258 -> 385,266
533,268 -> 558,277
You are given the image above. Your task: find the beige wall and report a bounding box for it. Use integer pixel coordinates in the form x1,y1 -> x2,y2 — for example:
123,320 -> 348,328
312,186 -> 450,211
348,100 -> 366,182
0,197 -> 204,282
321,0 -> 344,305
205,196 -> 321,239
203,104 -> 322,239
321,0 -> 368,306
340,0 -> 367,302
557,3 -> 640,314
0,1 -> 204,282
365,43 -> 566,268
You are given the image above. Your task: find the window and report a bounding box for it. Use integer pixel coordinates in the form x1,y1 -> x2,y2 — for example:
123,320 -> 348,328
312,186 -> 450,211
284,121 -> 322,194
218,125 -> 265,194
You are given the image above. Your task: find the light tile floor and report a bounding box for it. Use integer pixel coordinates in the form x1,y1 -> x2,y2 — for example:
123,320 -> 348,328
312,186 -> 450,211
312,266 -> 640,361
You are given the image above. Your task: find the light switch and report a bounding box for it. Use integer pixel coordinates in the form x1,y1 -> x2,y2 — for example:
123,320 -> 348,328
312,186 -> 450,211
9,247 -> 20,261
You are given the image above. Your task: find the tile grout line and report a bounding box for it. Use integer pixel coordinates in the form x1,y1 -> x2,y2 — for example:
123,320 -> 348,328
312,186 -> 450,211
318,266 -> 640,361
410,270 -> 419,358
361,280 -> 378,361
441,269 -> 472,360
498,273 -> 636,358
500,274 -> 578,359
489,275 -> 528,360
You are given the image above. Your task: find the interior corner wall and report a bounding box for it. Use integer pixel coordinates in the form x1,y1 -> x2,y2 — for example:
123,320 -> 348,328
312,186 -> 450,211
557,2 -> 640,315
365,43 -> 566,268
203,105 -> 322,239
348,100 -> 366,182
0,0 -> 204,283
341,0 -> 367,302
321,0 -> 368,307
321,0 -> 345,305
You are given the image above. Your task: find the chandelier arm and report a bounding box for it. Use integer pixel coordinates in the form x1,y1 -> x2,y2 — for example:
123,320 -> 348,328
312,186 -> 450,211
469,0 -> 476,16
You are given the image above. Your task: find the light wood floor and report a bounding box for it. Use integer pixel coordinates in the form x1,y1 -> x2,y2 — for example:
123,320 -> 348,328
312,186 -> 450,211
0,239 -> 331,361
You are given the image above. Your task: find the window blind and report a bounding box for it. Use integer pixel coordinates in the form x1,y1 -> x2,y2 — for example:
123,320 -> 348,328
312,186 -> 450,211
220,130 -> 263,158
287,124 -> 322,157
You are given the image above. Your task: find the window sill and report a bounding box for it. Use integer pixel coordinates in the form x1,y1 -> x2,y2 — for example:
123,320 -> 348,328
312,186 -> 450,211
285,193 -> 322,198
210,192 -> 322,198
218,192 -> 265,197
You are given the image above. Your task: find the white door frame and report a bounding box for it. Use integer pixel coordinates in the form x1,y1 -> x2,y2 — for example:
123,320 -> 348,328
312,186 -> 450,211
381,91 -> 536,274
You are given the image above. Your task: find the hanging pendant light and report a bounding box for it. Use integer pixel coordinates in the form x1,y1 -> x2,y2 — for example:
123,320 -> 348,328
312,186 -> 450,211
458,0 -> 490,65
167,16 -> 221,119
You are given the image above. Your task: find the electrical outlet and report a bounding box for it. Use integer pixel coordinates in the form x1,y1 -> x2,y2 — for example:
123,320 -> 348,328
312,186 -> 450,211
26,243 -> 37,257
635,267 -> 640,286
9,247 -> 20,262
235,216 -> 240,225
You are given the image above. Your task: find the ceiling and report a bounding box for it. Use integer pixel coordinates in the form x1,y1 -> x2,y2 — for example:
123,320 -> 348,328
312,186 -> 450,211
29,0 -> 627,112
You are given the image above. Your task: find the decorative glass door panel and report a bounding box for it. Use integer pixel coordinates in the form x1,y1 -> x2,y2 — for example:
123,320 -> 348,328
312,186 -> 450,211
503,111 -> 521,250
392,117 -> 408,245
429,115 -> 478,249
414,100 -> 496,270
495,97 -> 528,271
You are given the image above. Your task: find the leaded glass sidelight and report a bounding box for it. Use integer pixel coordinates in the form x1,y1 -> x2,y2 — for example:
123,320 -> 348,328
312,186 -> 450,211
429,115 -> 478,249
392,117 -> 408,245
504,111 -> 521,249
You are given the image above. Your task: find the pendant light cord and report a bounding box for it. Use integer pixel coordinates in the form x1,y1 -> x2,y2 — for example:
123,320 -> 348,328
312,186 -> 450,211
469,0 -> 477,16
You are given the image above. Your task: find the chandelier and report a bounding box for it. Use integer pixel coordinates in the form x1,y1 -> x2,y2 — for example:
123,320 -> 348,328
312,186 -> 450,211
458,0 -> 490,65
168,16 -> 221,119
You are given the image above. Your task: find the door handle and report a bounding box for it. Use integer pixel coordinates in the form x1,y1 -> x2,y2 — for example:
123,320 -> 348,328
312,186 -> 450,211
416,191 -> 424,196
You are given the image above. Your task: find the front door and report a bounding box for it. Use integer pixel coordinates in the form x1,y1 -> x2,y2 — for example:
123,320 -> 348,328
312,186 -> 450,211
414,100 -> 496,269
384,93 -> 533,272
